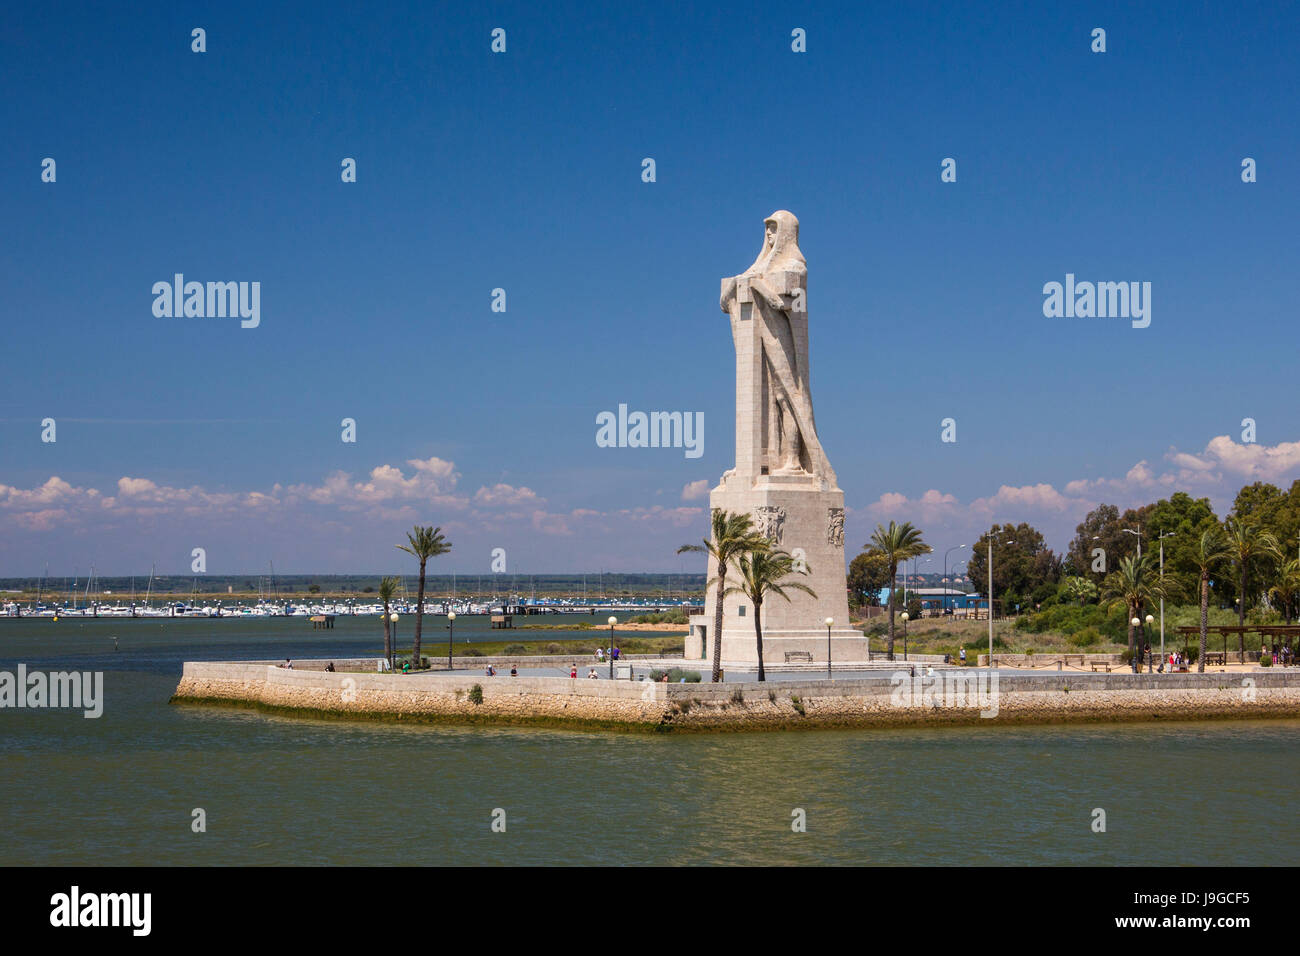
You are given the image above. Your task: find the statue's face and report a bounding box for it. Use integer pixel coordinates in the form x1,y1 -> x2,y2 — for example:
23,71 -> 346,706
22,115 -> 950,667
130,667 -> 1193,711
765,221 -> 777,248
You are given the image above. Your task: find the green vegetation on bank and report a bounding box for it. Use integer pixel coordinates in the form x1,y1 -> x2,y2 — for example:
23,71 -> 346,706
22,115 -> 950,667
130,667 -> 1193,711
384,634 -> 684,661
625,609 -> 688,625
852,607 -> 1235,660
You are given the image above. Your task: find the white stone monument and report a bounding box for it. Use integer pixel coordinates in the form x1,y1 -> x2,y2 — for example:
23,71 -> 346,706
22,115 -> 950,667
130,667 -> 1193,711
688,211 -> 868,664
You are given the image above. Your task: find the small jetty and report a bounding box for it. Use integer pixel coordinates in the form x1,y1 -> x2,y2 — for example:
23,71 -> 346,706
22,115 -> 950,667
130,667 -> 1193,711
309,614 -> 336,630
490,613 -> 514,629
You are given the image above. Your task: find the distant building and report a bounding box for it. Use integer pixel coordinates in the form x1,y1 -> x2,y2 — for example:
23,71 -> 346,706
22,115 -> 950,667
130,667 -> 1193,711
874,587 -> 988,617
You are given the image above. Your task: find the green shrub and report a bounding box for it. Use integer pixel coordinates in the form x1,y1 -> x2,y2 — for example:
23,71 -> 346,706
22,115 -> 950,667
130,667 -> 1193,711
503,644 -> 527,655
649,667 -> 702,683
790,695 -> 806,716
1260,655 -> 1273,667
545,643 -> 562,654
627,610 -> 688,625
1069,626 -> 1101,648
468,683 -> 484,704
463,648 -> 483,657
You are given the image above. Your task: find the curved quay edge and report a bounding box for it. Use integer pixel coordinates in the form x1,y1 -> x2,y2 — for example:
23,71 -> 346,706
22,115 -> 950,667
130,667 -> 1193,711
170,660 -> 1300,735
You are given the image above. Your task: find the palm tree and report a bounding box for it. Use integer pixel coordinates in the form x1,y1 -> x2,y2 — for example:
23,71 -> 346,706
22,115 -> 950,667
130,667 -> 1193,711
1100,553 -> 1167,672
867,521 -> 932,660
396,526 -> 452,668
678,510 -> 770,682
1268,558 -> 1300,625
1224,519 -> 1281,657
724,549 -> 817,681
1063,575 -> 1098,607
1190,528 -> 1232,673
378,575 -> 399,668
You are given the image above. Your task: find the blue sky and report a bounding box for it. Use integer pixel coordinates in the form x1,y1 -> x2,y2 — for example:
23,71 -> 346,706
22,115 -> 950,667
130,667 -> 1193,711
2,1 -> 1298,577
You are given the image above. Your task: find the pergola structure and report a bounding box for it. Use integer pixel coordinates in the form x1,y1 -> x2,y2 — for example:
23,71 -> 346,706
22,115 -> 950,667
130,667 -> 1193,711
1174,624 -> 1300,664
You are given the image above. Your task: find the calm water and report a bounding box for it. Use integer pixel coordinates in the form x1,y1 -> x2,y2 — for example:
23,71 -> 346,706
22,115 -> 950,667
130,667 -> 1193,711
1,616 -> 1297,866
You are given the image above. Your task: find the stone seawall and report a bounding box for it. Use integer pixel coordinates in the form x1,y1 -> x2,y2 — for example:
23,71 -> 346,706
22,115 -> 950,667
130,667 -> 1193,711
171,662 -> 1300,733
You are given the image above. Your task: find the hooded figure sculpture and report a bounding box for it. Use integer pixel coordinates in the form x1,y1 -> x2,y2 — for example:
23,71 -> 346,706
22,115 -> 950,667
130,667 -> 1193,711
720,210 -> 835,484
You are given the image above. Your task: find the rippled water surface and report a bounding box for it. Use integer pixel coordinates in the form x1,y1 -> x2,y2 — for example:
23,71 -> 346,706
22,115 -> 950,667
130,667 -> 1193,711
2,617 -> 1296,865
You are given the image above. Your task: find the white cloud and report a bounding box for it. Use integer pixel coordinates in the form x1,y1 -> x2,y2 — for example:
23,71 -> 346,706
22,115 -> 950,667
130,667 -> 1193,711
681,479 -> 710,501
1171,435 -> 1300,482
474,483 -> 542,507
973,483 -> 1073,513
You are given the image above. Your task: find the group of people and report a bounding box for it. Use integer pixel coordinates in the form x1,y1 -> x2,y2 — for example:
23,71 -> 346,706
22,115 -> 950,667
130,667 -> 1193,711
1265,644 -> 1294,666
483,663 -> 519,677
594,646 -> 621,662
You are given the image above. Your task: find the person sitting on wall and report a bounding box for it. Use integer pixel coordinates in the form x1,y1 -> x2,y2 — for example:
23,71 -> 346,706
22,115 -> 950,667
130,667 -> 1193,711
325,662 -> 335,672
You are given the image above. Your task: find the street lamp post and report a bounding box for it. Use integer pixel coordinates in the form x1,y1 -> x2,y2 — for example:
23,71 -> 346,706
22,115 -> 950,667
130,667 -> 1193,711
389,612 -> 398,671
1145,614 -> 1155,672
900,611 -> 909,660
447,610 -> 456,670
825,617 -> 834,680
944,545 -> 965,617
988,536 -> 1015,669
608,616 -> 618,679
1131,616 -> 1142,673
1122,526 -> 1142,560
912,557 -> 931,616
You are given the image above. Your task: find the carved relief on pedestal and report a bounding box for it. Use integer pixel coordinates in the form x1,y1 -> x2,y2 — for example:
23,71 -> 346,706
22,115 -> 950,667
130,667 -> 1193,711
753,505 -> 786,545
827,507 -> 845,547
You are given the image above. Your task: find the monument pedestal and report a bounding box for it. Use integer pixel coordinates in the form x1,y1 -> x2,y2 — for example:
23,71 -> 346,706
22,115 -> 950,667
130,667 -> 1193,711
692,472 -> 863,665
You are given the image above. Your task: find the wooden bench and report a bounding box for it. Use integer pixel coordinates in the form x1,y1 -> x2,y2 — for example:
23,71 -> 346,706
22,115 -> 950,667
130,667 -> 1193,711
784,651 -> 814,663
1205,652 -> 1226,666
1090,661 -> 1111,672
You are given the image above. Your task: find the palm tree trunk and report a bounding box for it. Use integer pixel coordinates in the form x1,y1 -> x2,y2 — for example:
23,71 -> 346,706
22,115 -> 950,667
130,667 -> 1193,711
711,573 -> 726,683
1238,561 -> 1247,658
1127,602 -> 1137,673
413,559 -> 426,667
886,562 -> 897,661
382,600 -> 392,664
754,600 -> 766,682
1198,574 -> 1209,673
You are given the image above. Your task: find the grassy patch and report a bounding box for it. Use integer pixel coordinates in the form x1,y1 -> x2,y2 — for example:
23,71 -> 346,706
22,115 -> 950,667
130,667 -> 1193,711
388,635 -> 684,658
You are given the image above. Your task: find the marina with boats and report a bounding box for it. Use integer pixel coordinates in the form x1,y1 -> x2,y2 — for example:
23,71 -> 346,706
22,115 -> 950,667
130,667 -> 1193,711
1,566 -> 702,620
